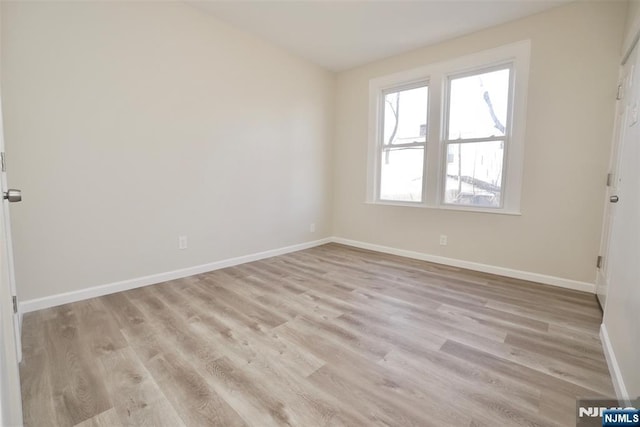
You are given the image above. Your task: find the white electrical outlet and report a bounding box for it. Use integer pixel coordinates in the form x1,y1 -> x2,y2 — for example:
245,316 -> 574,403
178,235 -> 188,250
439,235 -> 448,246
310,223 -> 316,233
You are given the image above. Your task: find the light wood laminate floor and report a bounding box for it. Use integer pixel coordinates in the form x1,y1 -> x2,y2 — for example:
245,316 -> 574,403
20,243 -> 613,427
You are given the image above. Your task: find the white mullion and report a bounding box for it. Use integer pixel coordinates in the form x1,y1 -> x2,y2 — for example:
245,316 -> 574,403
498,136 -> 510,209
443,136 -> 507,145
425,70 -> 443,206
382,142 -> 426,150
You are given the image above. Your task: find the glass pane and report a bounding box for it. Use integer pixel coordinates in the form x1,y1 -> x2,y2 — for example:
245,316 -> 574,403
383,85 -> 428,145
448,68 -> 510,140
380,147 -> 424,202
444,141 -> 503,207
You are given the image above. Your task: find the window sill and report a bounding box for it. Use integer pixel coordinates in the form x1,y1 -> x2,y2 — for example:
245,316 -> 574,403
365,200 -> 522,216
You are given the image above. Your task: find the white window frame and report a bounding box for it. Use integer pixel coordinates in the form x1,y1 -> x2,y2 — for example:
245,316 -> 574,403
378,80 -> 430,204
366,40 -> 530,215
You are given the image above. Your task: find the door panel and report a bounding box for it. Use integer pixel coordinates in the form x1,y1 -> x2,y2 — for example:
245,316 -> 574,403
596,49 -> 636,309
1,183 -> 21,362
0,196 -> 23,426
0,98 -> 23,426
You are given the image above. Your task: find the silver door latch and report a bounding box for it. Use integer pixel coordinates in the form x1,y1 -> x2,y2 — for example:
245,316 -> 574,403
3,189 -> 21,203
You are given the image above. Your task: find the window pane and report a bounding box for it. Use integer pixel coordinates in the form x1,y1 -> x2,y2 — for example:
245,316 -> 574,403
444,141 -> 503,207
380,147 -> 423,202
448,68 -> 510,140
383,85 -> 428,145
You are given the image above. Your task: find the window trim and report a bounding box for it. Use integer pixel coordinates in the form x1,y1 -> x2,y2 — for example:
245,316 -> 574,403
366,40 -> 531,215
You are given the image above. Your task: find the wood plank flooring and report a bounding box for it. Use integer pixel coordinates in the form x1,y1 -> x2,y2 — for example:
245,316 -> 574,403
19,243 -> 614,426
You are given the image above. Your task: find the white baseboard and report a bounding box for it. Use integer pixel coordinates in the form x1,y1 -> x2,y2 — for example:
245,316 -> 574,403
600,323 -> 631,405
20,234 -> 595,316
331,237 -> 595,293
19,237 -> 332,314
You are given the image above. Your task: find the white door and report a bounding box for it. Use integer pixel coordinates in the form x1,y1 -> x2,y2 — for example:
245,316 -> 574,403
596,46 -> 637,309
0,197 -> 23,426
601,38 -> 640,402
0,97 -> 24,423
0,122 -> 21,362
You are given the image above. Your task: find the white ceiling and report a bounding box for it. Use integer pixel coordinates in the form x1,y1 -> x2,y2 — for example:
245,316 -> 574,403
189,1 -> 570,71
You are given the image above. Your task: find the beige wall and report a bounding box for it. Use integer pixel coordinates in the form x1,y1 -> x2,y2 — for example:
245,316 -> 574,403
1,1 -> 334,301
332,1 -> 626,284
0,1 -> 628,298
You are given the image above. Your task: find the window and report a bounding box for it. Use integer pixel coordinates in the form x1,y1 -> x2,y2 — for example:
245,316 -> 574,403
379,83 -> 429,202
443,66 -> 511,208
367,41 -> 530,214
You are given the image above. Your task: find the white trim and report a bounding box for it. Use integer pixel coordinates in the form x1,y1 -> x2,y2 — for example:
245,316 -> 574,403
331,237 -> 594,293
19,237 -> 332,314
19,234 -> 596,316
600,323 -> 631,405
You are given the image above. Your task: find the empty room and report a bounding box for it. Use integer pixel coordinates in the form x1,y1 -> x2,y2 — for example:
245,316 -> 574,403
0,0 -> 638,426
